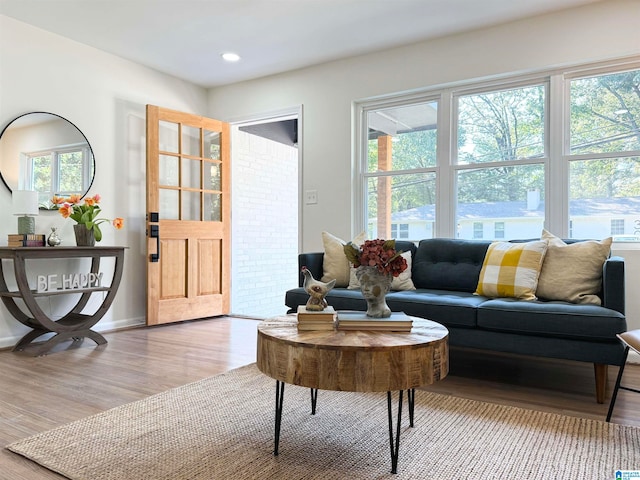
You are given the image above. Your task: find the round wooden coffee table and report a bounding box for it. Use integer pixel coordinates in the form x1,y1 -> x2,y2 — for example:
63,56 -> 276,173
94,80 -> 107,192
257,315 -> 448,474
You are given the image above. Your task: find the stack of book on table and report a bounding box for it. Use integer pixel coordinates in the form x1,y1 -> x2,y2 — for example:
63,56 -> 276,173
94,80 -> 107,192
7,234 -> 46,247
336,311 -> 413,332
296,305 -> 336,331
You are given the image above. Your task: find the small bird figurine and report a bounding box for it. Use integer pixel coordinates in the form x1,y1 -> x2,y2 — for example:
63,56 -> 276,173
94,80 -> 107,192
302,266 -> 336,311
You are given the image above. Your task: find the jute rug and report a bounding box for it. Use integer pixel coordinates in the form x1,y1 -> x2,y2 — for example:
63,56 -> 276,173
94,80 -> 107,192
6,364 -> 640,480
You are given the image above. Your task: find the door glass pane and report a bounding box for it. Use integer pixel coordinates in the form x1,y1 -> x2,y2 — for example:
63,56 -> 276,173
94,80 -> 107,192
456,164 -> 545,240
159,188 -> 179,220
159,155 -> 179,186
181,158 -> 201,189
159,121 -> 178,153
366,172 -> 436,240
182,190 -> 201,221
182,125 -> 201,156
457,84 -> 545,164
205,130 -> 221,160
204,162 -> 221,191
204,192 -> 221,221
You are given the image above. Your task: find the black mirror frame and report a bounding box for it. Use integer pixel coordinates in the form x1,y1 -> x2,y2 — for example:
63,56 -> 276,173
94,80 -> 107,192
0,111 -> 96,202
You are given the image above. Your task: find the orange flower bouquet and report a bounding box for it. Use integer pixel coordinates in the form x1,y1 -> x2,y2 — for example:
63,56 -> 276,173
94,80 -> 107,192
53,194 -> 124,242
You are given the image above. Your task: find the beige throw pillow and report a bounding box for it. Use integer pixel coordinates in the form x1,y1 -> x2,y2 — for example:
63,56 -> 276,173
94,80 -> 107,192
536,229 -> 612,305
321,231 -> 367,287
347,251 -> 416,291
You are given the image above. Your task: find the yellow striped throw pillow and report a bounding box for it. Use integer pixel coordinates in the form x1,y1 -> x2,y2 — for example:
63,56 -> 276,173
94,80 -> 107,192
475,240 -> 548,300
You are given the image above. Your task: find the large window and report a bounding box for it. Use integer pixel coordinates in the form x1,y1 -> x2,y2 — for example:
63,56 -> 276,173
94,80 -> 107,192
568,69 -> 640,240
364,101 -> 438,239
358,60 -> 640,242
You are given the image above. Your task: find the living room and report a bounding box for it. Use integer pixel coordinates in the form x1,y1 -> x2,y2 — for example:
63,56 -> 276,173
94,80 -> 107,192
1,0 -> 640,478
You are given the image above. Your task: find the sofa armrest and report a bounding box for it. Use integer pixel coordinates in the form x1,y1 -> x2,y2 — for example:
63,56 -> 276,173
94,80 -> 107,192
603,256 -> 625,315
298,252 -> 324,287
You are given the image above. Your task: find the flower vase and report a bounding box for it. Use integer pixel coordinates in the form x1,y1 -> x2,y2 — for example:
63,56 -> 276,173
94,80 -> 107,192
355,266 -> 393,318
73,224 -> 95,247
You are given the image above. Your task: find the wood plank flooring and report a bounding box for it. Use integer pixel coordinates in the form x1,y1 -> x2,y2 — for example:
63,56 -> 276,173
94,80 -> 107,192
1,316 -> 638,479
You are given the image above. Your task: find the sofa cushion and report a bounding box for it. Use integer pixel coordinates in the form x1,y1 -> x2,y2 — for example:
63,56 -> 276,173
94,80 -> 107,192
348,251 -> 416,291
536,229 -> 612,305
477,298 -> 626,341
386,289 -> 486,327
412,239 -> 490,292
320,231 -> 366,287
475,240 -> 548,300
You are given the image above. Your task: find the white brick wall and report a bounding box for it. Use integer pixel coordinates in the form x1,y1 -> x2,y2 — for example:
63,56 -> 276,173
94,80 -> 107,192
231,129 -> 298,318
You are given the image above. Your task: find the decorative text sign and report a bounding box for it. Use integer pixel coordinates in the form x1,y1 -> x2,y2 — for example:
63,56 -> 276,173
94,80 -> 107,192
37,273 -> 103,293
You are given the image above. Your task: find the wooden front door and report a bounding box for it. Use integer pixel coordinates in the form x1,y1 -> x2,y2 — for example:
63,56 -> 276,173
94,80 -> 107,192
146,105 -> 230,325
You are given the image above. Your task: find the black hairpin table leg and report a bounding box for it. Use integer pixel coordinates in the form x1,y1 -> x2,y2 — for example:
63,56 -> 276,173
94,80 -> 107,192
408,388 -> 415,427
387,390 -> 404,474
274,380 -> 285,455
311,388 -> 318,414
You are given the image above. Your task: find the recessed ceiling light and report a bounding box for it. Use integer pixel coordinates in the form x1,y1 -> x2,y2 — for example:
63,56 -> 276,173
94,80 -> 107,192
221,52 -> 241,62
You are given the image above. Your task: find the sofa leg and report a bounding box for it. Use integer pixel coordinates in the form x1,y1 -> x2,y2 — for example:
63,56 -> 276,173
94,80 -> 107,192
594,363 -> 608,404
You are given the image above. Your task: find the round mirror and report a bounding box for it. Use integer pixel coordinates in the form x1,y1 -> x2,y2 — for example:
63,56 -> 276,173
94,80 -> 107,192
0,112 -> 95,208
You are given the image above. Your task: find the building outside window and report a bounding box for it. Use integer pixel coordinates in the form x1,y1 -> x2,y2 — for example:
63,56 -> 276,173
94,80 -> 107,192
391,223 -> 410,239
358,61 -> 640,242
611,219 -> 625,235
473,222 -> 483,239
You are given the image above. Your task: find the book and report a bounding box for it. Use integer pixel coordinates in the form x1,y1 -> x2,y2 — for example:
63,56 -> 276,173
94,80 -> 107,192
297,305 -> 336,331
297,323 -> 335,331
336,310 -> 413,332
7,234 -> 46,247
297,305 -> 336,322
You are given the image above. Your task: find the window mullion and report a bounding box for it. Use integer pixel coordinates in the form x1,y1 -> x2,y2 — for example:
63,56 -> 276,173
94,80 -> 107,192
547,73 -> 568,237
437,90 -> 453,238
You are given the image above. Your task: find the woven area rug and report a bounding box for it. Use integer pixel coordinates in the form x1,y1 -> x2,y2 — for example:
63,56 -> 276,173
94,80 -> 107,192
6,363 -> 640,480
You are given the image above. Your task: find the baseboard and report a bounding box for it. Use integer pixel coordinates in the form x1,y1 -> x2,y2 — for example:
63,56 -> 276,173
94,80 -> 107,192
0,316 -> 146,351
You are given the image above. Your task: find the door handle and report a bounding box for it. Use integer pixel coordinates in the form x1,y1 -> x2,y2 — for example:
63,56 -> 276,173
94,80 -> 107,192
149,224 -> 160,263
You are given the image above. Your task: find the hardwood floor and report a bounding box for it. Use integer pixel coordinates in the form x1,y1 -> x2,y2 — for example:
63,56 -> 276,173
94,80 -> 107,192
1,316 -> 639,479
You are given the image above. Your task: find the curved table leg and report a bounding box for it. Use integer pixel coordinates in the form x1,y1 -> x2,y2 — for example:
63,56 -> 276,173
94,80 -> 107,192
13,329 -> 107,356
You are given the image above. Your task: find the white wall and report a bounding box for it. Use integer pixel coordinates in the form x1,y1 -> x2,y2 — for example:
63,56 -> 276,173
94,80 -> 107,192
207,0 -> 640,329
0,15 -> 208,348
208,0 -> 640,252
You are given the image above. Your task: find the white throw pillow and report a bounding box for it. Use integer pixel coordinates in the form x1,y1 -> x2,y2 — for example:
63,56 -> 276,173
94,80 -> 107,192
536,229 -> 612,305
321,231 -> 367,287
348,251 -> 415,291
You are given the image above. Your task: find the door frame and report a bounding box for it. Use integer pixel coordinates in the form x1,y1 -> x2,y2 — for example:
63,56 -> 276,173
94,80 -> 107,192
229,105 -> 303,253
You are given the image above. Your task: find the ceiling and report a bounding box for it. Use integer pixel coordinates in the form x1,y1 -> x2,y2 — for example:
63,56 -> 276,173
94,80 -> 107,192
0,0 -> 601,88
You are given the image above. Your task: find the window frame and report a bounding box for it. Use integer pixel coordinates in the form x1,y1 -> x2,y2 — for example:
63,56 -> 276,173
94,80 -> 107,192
354,56 -> 640,241
24,143 -> 93,201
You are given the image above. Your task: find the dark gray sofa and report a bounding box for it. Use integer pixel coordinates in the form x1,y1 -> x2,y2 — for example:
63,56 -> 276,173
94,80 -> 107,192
284,238 -> 627,403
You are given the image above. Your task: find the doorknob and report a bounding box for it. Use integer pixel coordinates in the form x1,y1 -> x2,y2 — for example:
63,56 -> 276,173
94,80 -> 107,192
149,211 -> 160,263
149,225 -> 160,263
